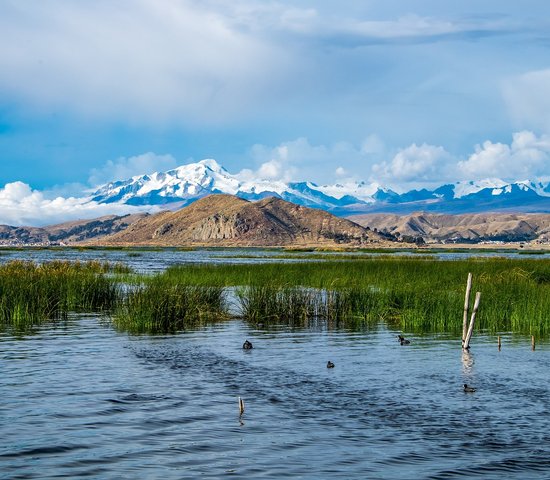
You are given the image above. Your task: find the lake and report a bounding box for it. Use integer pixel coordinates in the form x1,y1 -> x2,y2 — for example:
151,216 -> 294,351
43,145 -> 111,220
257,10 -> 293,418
2,315 -> 549,479
1,249 -> 549,479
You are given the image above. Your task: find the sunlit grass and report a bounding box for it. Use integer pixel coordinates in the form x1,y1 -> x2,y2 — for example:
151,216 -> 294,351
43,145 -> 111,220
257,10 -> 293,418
0,260 -> 120,330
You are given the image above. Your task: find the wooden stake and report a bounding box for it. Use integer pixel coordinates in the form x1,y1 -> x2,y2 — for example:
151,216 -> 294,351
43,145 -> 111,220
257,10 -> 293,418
498,336 -> 501,351
238,397 -> 245,416
463,291 -> 481,350
531,336 -> 536,351
462,273 -> 473,348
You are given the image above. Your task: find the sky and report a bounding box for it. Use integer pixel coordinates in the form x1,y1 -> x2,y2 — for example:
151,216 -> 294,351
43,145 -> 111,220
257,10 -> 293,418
1,0 -> 550,225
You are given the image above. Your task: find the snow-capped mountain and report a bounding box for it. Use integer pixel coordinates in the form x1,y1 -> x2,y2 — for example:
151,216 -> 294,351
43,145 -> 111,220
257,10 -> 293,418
90,159 -> 550,214
91,159 -> 392,210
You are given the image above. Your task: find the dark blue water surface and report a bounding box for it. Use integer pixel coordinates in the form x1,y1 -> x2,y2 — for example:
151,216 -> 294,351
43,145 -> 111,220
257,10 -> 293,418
1,249 -> 549,478
2,316 -> 549,479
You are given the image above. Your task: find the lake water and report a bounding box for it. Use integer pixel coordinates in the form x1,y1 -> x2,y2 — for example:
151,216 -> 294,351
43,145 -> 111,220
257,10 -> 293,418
2,249 -> 550,479
2,316 -> 549,479
0,246 -> 545,274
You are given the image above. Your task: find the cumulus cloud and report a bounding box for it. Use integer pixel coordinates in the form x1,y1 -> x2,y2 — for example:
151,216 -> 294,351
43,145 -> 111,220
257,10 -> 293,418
371,143 -> 454,188
88,153 -> 178,186
335,166 -> 347,177
0,181 -> 150,227
244,137 -> 380,184
458,131 -> 550,180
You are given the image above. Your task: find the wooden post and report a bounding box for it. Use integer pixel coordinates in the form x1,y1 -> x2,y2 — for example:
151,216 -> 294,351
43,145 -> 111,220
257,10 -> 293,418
498,336 -> 501,351
463,292 -> 481,350
238,397 -> 245,416
462,273 -> 473,348
531,336 -> 536,351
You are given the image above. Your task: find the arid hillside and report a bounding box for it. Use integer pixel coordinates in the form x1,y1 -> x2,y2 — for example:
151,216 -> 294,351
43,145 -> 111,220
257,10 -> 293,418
349,212 -> 550,244
101,194 -> 382,247
0,213 -> 147,246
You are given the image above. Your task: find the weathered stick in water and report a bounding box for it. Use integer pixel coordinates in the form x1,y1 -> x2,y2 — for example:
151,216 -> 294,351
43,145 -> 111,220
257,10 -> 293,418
238,396 -> 245,416
532,335 -> 536,351
463,291 -> 481,350
462,273 -> 473,348
498,336 -> 501,351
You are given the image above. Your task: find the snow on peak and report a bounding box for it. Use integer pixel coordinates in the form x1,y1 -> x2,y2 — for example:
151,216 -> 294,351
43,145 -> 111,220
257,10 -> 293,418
197,158 -> 225,172
314,180 -> 382,202
90,159 -> 550,211
452,178 -> 507,198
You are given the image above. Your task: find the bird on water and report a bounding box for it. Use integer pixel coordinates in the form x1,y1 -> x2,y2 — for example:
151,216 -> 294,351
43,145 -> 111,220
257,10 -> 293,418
243,340 -> 253,349
397,335 -> 410,345
327,361 -> 335,368
463,384 -> 476,393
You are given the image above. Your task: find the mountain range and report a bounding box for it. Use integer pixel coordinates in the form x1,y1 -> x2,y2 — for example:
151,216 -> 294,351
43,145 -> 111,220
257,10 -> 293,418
90,159 -> 550,214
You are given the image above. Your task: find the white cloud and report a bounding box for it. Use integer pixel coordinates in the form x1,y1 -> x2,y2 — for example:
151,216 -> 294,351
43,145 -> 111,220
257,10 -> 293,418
217,3 -> 506,42
0,0 -> 289,125
0,181 -> 150,227
371,143 -> 454,188
503,69 -> 550,132
360,134 -> 385,156
88,152 -> 178,186
458,131 -> 550,180
246,137 -> 378,184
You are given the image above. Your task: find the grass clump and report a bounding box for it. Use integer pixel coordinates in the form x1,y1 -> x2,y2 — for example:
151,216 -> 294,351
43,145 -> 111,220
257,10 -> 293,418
113,278 -> 227,334
0,260 -> 119,330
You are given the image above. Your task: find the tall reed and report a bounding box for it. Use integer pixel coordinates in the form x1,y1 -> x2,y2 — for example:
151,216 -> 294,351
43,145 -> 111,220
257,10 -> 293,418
113,277 -> 227,334
0,260 -> 119,330
160,257 -> 550,336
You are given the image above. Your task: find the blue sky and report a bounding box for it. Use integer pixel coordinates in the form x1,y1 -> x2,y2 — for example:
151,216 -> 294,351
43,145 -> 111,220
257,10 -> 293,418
1,0 -> 550,215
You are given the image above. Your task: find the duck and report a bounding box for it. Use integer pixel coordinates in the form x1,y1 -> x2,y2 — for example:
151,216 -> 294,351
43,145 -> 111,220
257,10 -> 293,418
397,334 -> 411,345
242,340 -> 253,350
463,383 -> 476,393
327,361 -> 335,368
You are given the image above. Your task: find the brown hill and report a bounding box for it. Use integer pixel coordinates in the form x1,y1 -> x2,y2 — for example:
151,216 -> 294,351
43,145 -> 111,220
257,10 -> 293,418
0,213 -> 147,246
349,212 -> 550,244
101,194 -> 382,247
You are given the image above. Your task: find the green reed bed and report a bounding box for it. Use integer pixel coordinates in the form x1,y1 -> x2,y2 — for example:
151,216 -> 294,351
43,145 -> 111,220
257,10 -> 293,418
158,258 -> 550,336
0,260 -> 119,329
113,277 -> 227,334
237,285 -> 377,326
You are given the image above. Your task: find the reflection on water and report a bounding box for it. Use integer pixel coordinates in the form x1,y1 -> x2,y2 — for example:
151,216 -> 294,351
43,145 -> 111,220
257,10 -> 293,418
2,316 -> 549,479
461,350 -> 474,376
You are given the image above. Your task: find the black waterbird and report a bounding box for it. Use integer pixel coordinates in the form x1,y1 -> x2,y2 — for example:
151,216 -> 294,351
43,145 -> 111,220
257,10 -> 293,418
397,335 -> 410,345
327,361 -> 335,368
463,384 -> 476,393
243,340 -> 253,349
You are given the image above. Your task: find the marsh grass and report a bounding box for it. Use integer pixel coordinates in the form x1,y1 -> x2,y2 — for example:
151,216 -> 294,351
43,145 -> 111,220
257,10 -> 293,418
4,256 -> 549,337
0,260 -> 119,330
113,277 -> 227,334
159,258 -> 550,336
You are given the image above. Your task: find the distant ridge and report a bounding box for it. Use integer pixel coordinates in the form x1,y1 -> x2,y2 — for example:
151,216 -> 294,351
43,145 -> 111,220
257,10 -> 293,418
100,194 -> 383,247
0,214 -> 146,246
349,212 -> 550,244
